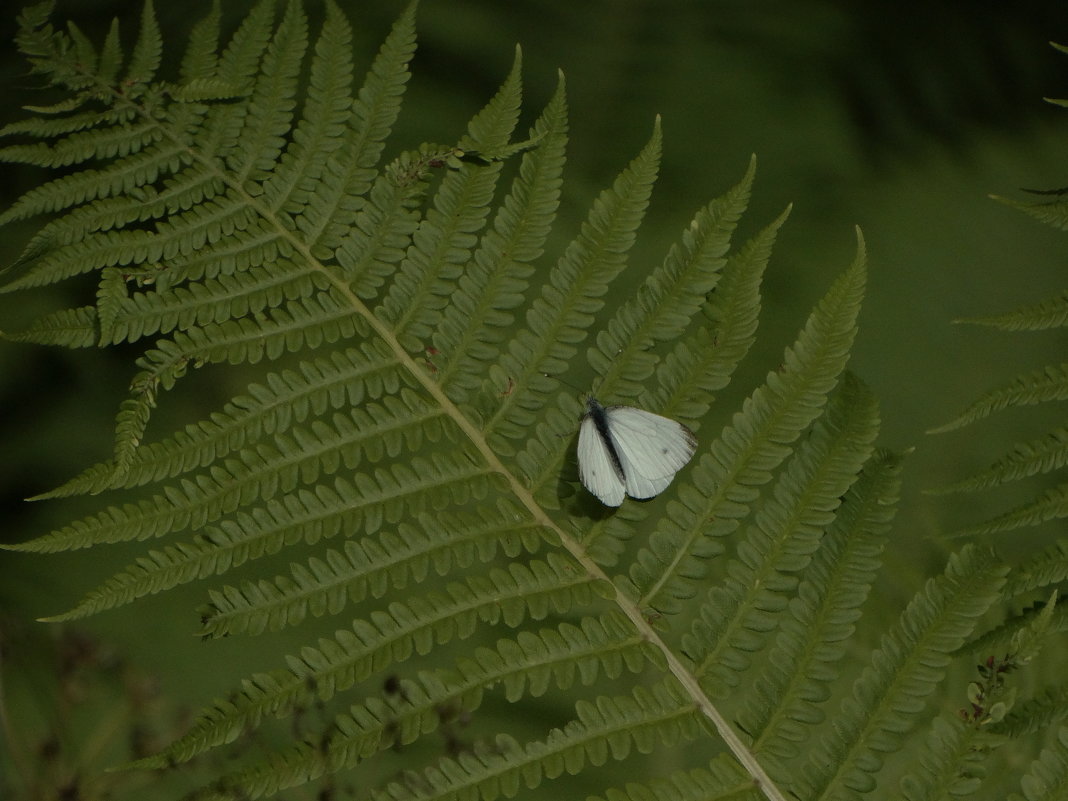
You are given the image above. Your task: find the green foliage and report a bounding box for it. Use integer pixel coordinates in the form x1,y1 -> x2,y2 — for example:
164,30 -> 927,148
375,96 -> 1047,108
0,4 -> 1062,801
927,232 -> 1068,539
928,44 -> 1068,539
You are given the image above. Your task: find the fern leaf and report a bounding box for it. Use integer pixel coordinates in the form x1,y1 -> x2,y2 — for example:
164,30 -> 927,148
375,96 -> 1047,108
13,448 -> 488,555
434,76 -> 568,401
956,290 -> 1068,331
179,502 -> 546,632
740,449 -> 903,764
2,306 -> 97,347
376,53 -> 521,353
898,715 -> 996,801
192,613 -> 651,792
229,0 -> 307,185
101,260 -> 327,342
196,681 -> 700,801
955,481 -> 1068,536
485,120 -> 662,445
995,686 -> 1068,739
44,500 -> 546,621
650,204 -> 790,422
337,151 -> 429,298
1013,726 -> 1068,801
1002,538 -> 1068,599
259,0 -> 352,219
594,755 -> 762,801
963,594 -> 1068,662
301,0 -> 417,254
124,0 -> 162,86
0,5 -> 922,801
993,191 -> 1068,231
97,18 -> 122,84
374,683 -> 699,801
177,0 -> 220,83
798,545 -> 1007,801
627,235 -> 867,614
0,107 -> 138,140
0,120 -> 163,168
0,144 -> 192,236
576,211 -> 788,570
930,427 -> 1068,495
38,343 -> 405,498
200,551 -> 598,638
586,155 -> 756,405
133,555 -> 604,767
929,364 -> 1068,433
683,373 -> 880,695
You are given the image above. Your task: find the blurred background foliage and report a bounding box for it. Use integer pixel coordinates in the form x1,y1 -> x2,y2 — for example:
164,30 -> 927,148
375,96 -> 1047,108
1,0 -> 1067,798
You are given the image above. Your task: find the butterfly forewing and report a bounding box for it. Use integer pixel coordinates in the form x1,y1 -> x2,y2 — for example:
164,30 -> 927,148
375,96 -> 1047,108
577,412 -> 627,507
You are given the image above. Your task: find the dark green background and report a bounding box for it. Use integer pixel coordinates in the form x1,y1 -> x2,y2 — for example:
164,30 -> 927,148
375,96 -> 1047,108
1,1 -> 1066,796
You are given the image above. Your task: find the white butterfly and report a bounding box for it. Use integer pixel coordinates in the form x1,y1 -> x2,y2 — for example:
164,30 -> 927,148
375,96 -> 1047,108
577,396 -> 698,507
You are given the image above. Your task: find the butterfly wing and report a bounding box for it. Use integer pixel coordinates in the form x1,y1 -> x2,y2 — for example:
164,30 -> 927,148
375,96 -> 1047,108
577,414 -> 627,507
604,406 -> 697,500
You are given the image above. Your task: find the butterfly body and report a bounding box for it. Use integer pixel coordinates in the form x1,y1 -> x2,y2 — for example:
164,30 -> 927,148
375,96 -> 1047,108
577,396 -> 697,507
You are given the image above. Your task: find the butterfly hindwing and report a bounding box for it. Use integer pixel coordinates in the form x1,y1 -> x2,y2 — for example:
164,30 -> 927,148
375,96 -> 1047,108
605,406 -> 698,485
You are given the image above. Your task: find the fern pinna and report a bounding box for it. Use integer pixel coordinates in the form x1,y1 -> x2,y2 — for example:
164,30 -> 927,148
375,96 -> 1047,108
1,2 -> 1049,801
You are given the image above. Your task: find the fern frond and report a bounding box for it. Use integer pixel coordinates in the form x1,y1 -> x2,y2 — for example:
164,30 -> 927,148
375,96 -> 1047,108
188,505 -> 551,635
684,372 -> 880,695
993,190 -> 1068,231
797,545 -> 1007,801
929,364 -> 1068,434
376,51 -> 521,353
371,682 -> 699,801
135,593 -> 624,772
434,75 -> 567,401
995,686 -> 1068,739
627,235 -> 867,614
519,160 -> 773,524
741,448 -> 903,764
125,0 -> 163,85
2,305 -> 97,347
930,427 -> 1068,495
177,0 -> 220,83
956,290 -> 1068,331
898,715 -> 998,801
182,613 -> 652,792
928,64 -> 1068,538
202,680 -> 702,801
1003,538 -> 1068,599
578,209 -> 788,570
586,155 -> 756,405
15,449 -> 488,554
1013,726 -> 1068,801
0,4 -> 931,801
200,551 -> 601,638
955,481 -> 1068,536
650,204 -> 790,421
594,755 -> 761,801
964,595 -> 1068,662
38,343 -> 406,498
44,497 -> 546,621
484,120 -> 662,445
